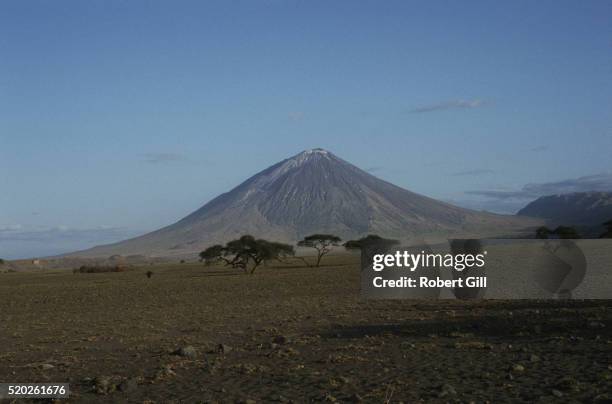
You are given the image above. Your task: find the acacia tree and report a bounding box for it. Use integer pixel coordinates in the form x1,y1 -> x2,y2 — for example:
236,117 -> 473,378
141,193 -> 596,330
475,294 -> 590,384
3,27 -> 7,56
199,235 -> 294,274
344,235 -> 399,274
297,234 -> 341,267
535,226 -> 551,239
344,234 -> 399,251
535,226 -> 581,239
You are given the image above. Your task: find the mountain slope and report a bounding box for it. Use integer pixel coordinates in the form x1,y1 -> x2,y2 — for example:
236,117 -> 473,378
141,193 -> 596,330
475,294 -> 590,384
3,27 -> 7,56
73,149 -> 539,257
518,192 -> 612,226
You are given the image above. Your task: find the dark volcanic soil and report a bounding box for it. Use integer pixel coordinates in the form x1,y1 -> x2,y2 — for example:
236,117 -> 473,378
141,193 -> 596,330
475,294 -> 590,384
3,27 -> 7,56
0,256 -> 610,403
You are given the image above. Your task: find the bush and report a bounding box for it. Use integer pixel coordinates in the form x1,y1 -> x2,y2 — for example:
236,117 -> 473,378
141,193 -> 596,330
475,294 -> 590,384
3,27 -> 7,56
73,265 -> 128,274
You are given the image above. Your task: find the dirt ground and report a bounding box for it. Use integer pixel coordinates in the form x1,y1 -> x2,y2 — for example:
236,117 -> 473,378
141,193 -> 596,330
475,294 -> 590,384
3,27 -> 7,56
0,255 -> 610,403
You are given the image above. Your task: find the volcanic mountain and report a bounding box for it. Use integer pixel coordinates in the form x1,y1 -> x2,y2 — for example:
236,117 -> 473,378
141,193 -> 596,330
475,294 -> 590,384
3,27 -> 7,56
74,149 -> 539,257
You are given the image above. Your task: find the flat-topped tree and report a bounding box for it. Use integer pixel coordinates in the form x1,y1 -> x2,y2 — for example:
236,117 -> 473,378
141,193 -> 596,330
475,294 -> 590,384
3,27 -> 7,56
344,235 -> 399,272
297,234 -> 341,267
199,235 -> 294,274
535,226 -> 552,239
199,245 -> 225,266
344,234 -> 399,251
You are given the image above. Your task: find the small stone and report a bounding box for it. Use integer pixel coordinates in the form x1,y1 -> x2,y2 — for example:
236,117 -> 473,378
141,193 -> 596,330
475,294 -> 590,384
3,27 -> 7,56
118,378 -> 138,392
217,344 -> 233,354
555,376 -> 579,391
94,376 -> 115,395
347,393 -> 363,402
175,345 -> 198,359
594,393 -> 612,403
511,364 -> 525,372
551,389 -> 563,398
338,376 -> 350,384
154,365 -> 176,380
438,384 -> 457,397
454,341 -> 491,350
273,335 -> 288,345
40,363 -> 55,371
529,354 -> 540,363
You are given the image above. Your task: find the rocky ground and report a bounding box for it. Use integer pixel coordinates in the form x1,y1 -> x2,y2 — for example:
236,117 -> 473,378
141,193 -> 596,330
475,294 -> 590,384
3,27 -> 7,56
0,256 -> 610,403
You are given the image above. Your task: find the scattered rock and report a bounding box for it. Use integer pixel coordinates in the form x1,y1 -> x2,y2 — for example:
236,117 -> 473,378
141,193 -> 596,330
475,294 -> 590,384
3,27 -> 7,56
511,364 -> 525,372
118,378 -> 138,393
347,393 -> 363,402
454,341 -> 492,350
338,376 -> 351,384
273,335 -> 289,345
93,376 -> 115,395
217,344 -> 233,354
529,354 -> 540,363
438,384 -> 457,397
551,389 -> 563,398
175,345 -> 198,359
555,376 -> 579,392
449,332 -> 474,338
154,365 -> 176,380
40,363 -> 55,371
594,393 -> 612,403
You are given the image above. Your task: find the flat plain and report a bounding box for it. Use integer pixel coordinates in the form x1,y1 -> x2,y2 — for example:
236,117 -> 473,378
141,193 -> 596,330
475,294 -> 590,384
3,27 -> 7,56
0,255 -> 610,403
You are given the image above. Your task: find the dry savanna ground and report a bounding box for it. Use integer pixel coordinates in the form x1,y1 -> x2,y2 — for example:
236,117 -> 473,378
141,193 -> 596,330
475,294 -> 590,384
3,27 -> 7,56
0,255 -> 610,403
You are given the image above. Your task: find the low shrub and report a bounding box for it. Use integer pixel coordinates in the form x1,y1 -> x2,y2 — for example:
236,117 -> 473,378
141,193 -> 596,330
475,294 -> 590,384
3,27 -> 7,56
73,265 -> 128,274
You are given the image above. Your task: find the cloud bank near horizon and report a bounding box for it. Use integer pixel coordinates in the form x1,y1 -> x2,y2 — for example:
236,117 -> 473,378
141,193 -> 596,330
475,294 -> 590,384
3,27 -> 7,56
467,173 -> 612,201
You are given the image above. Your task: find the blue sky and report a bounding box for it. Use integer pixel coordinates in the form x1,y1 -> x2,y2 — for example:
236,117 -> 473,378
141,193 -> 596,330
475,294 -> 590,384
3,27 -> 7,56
1,0 -> 611,258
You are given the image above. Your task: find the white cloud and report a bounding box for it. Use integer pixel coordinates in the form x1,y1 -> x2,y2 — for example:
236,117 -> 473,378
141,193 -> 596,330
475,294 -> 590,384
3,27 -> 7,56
409,99 -> 487,113
467,173 -> 612,200
142,152 -> 188,164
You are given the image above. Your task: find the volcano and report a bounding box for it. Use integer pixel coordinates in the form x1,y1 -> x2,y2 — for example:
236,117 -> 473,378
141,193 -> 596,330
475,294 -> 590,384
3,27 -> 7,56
73,148 -> 539,257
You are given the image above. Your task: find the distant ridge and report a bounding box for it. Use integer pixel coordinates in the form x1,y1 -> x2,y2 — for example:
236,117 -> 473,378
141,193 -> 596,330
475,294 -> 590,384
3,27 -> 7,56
518,191 -> 612,226
71,149 -> 539,257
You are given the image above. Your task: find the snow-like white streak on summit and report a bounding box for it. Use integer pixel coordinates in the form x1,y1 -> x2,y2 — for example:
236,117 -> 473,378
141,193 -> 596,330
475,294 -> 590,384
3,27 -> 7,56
251,148 -> 334,189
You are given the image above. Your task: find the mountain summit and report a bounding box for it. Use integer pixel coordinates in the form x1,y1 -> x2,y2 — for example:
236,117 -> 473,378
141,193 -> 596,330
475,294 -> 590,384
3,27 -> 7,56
74,149 -> 538,257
